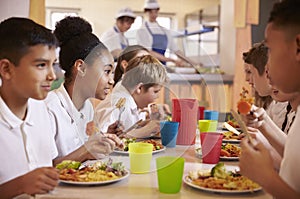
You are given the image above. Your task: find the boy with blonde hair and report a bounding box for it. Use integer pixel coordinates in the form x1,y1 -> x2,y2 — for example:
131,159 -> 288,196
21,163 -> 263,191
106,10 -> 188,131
94,55 -> 168,138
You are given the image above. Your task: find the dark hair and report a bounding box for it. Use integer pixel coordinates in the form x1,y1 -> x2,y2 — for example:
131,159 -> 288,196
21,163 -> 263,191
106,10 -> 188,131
268,0 -> 300,36
144,8 -> 160,12
117,16 -> 135,24
54,16 -> 108,83
0,17 -> 57,66
254,91 -> 273,110
242,43 -> 268,76
114,45 -> 149,85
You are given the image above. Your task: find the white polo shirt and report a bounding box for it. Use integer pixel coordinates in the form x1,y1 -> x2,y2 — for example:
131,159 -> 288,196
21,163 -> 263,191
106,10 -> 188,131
136,21 -> 179,52
266,100 -> 288,129
0,97 -> 57,184
45,85 -> 94,157
94,81 -> 146,132
279,105 -> 300,192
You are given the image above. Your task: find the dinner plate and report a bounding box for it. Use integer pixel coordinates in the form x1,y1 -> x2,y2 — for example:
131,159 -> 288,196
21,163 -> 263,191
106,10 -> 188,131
222,139 -> 241,144
59,169 -> 130,186
113,146 -> 166,155
183,176 -> 262,194
219,156 -> 239,161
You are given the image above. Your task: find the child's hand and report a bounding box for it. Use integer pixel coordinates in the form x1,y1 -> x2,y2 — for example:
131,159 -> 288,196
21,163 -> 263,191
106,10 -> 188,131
239,138 -> 275,186
241,105 -> 267,129
84,133 -> 123,159
106,121 -> 124,136
21,167 -> 59,195
126,120 -> 160,138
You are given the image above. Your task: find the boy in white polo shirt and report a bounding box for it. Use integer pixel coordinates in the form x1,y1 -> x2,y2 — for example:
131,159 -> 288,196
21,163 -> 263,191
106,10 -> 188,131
0,17 -> 59,198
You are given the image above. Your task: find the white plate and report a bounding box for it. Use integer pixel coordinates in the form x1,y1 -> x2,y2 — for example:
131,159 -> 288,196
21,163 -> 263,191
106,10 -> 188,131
113,146 -> 166,155
219,156 -> 239,161
59,169 -> 130,186
222,139 -> 241,144
183,175 -> 262,194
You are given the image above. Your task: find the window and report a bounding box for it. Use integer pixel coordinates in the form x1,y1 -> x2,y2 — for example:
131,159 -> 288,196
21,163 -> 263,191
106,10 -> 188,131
45,7 -> 80,30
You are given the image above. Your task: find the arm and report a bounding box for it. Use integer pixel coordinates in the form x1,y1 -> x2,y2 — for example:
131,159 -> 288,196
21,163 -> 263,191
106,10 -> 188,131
53,133 -> 123,166
244,105 -> 286,156
0,167 -> 58,199
239,138 -> 300,199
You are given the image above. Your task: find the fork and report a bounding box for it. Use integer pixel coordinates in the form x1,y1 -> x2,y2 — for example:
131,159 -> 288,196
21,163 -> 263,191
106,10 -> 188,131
118,106 -> 125,123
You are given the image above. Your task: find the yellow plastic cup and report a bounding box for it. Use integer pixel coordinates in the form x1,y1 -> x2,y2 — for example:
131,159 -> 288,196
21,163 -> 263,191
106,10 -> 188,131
198,120 -> 218,132
129,142 -> 153,174
156,156 -> 185,193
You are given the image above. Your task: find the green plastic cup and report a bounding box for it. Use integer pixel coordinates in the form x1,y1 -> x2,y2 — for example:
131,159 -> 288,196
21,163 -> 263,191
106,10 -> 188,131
129,142 -> 153,174
156,156 -> 185,193
198,119 -> 218,132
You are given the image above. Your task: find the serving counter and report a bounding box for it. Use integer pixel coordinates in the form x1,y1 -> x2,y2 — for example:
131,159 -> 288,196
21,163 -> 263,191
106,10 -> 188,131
162,73 -> 234,113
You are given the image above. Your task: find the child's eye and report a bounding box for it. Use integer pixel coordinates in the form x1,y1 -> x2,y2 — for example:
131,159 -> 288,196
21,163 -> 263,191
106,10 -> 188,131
37,63 -> 46,68
104,69 -> 112,75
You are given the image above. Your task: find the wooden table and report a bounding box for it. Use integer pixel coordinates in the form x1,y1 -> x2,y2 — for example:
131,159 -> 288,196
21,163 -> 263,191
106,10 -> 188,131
35,145 -> 271,199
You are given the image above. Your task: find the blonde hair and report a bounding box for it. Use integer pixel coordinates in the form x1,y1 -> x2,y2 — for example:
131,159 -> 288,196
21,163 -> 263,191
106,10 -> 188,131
121,55 -> 169,91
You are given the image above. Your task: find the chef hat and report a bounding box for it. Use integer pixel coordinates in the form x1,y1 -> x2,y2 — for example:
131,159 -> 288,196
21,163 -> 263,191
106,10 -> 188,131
144,0 -> 160,10
115,7 -> 136,19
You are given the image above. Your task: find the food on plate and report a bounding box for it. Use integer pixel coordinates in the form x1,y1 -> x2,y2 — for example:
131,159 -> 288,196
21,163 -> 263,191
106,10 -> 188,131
122,138 -> 136,151
56,160 -> 81,170
237,87 -> 254,114
141,139 -> 163,151
188,163 -> 260,191
115,97 -> 126,108
57,159 -> 127,182
222,131 -> 241,140
225,115 -> 240,128
220,143 -> 241,157
119,138 -> 163,152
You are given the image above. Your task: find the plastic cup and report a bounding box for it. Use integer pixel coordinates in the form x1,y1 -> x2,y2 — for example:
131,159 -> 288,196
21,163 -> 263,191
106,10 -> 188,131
198,120 -> 218,132
156,156 -> 185,194
200,132 -> 223,164
204,110 -> 219,121
129,143 -> 153,173
160,121 -> 179,148
197,106 -> 205,120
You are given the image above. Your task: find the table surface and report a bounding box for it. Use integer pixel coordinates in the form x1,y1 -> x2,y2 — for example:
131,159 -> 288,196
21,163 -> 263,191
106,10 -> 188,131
35,145 -> 271,199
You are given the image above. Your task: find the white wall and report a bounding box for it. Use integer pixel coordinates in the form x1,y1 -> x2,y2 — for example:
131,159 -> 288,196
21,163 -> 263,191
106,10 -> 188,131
219,0 -> 236,75
45,0 -> 219,39
0,0 -> 30,21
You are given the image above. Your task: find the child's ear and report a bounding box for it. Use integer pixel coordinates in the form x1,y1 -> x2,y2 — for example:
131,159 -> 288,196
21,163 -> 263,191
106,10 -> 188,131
121,60 -> 128,72
296,36 -> 300,61
0,59 -> 13,80
75,59 -> 86,77
135,83 -> 144,94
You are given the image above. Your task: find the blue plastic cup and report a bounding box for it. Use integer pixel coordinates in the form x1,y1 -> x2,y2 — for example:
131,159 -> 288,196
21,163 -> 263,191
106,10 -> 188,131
204,110 -> 219,121
160,121 -> 179,148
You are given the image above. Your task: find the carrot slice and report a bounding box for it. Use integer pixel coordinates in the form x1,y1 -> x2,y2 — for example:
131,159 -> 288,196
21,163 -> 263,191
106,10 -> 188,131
237,100 -> 252,114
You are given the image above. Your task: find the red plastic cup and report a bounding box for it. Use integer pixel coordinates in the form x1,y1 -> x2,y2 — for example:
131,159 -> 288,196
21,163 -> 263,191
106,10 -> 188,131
200,132 -> 223,164
197,106 -> 205,120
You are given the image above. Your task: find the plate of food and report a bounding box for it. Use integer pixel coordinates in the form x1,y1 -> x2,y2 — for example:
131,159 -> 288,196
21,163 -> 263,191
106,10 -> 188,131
56,159 -> 129,185
222,131 -> 242,143
114,138 -> 166,155
184,163 -> 262,194
219,143 -> 241,161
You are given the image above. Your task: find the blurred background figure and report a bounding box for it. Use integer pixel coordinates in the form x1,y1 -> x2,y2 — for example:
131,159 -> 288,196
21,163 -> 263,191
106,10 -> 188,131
136,0 -> 193,66
101,7 -> 136,60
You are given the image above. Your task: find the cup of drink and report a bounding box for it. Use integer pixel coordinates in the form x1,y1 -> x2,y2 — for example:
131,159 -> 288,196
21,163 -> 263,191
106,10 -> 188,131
198,120 -> 218,132
160,121 -> 179,148
200,132 -> 223,164
156,156 -> 185,193
128,142 -> 153,173
204,110 -> 219,121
